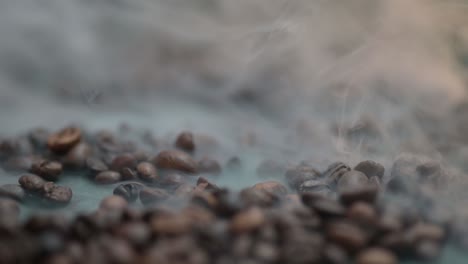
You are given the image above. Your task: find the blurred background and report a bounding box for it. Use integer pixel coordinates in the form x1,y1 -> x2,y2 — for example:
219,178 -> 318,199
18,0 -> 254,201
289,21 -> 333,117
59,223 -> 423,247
1,0 -> 468,188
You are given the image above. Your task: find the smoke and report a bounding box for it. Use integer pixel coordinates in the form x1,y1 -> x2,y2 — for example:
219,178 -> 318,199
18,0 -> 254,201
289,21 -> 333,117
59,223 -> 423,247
0,0 -> 468,185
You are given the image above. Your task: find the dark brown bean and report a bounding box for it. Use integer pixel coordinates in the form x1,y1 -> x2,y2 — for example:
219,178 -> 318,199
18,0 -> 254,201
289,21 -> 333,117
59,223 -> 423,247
18,174 -> 46,192
41,182 -> 72,205
139,187 -> 170,205
354,160 -> 385,179
47,126 -> 82,153
285,165 -> 321,189
153,150 -> 198,174
86,157 -> 108,175
322,162 -> 351,187
150,211 -> 191,235
61,142 -> 93,169
251,181 -> 288,196
406,223 -> 445,243
121,167 -> 138,181
175,131 -> 195,152
326,221 -> 368,252
299,179 -> 331,197
0,184 -> 25,201
347,202 -> 378,226
158,173 -> 185,189
94,171 -> 122,184
355,248 -> 397,264
196,177 -> 219,192
322,244 -> 349,264
110,154 -> 137,172
30,160 -> 63,181
230,207 -> 265,234
113,183 -> 144,202
198,158 -> 222,176
302,196 -> 345,218
100,195 -> 128,211
136,162 -> 159,182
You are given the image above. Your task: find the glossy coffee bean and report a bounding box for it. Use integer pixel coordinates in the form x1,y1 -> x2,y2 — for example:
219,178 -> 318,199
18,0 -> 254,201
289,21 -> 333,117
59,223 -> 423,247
0,184 -> 25,201
110,154 -> 137,172
355,248 -> 397,264
62,142 -> 92,169
86,158 -> 108,175
47,126 -> 82,153
95,171 -> 122,184
40,182 -> 72,206
139,188 -> 170,205
153,150 -> 198,174
30,160 -> 63,181
175,131 -> 195,152
113,183 -> 144,202
136,162 -> 159,182
322,162 -> 351,187
18,174 -> 46,192
354,160 -> 385,179
100,195 -> 128,211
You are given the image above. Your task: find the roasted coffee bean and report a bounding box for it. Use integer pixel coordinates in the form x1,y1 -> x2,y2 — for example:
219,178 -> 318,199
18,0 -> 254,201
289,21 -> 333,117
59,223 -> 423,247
251,181 -> 287,196
354,160 -> 385,179
337,170 -> 368,191
113,183 -> 144,202
355,248 -> 397,264
406,223 -> 445,243
100,195 -> 128,211
198,158 -> 222,176
302,196 -> 345,218
285,165 -> 321,189
347,202 -> 378,226
86,158 -> 108,175
159,173 -> 185,189
47,126 -> 82,153
230,207 -> 265,234
225,156 -> 242,170
18,173 -> 46,192
153,150 -> 198,174
110,154 -> 137,172
30,160 -> 63,181
41,182 -> 72,205
136,162 -> 159,182
95,171 -> 122,184
299,179 -> 331,197
322,162 -> 351,187
139,187 -> 170,205
256,159 -> 286,178
62,142 -> 92,169
338,171 -> 377,205
240,188 -> 279,208
150,211 -> 191,235
326,221 -> 368,252
121,167 -> 138,181
0,184 -> 25,201
116,222 -> 151,248
175,131 -> 195,152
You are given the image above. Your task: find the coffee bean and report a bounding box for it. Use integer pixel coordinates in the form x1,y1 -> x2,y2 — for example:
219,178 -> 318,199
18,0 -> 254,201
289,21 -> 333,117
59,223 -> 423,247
150,211 -> 191,235
0,184 -> 25,201
354,160 -> 385,179
110,154 -> 137,172
100,195 -> 128,211
230,207 -> 265,234
18,174 -> 46,192
113,183 -> 144,202
115,222 -> 151,248
251,181 -> 287,196
299,179 -> 331,197
302,196 -> 345,218
40,182 -> 72,205
136,162 -> 159,182
95,171 -> 122,184
197,177 -> 219,192
347,202 -> 378,226
153,150 -> 198,174
62,142 -> 92,169
355,248 -> 397,264
285,165 -> 321,189
322,244 -> 349,264
326,221 -> 368,252
121,167 -> 138,181
322,162 -> 351,187
47,126 -> 82,153
86,158 -> 108,175
239,188 -> 279,208
406,223 -> 445,243
159,173 -> 185,189
30,160 -> 63,181
139,187 -> 170,205
338,171 -> 377,205
175,131 -> 195,152
337,170 -> 368,192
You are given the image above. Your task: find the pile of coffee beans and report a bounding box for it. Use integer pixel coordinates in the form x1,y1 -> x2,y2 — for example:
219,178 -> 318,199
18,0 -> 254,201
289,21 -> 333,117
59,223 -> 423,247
0,125 -> 467,263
